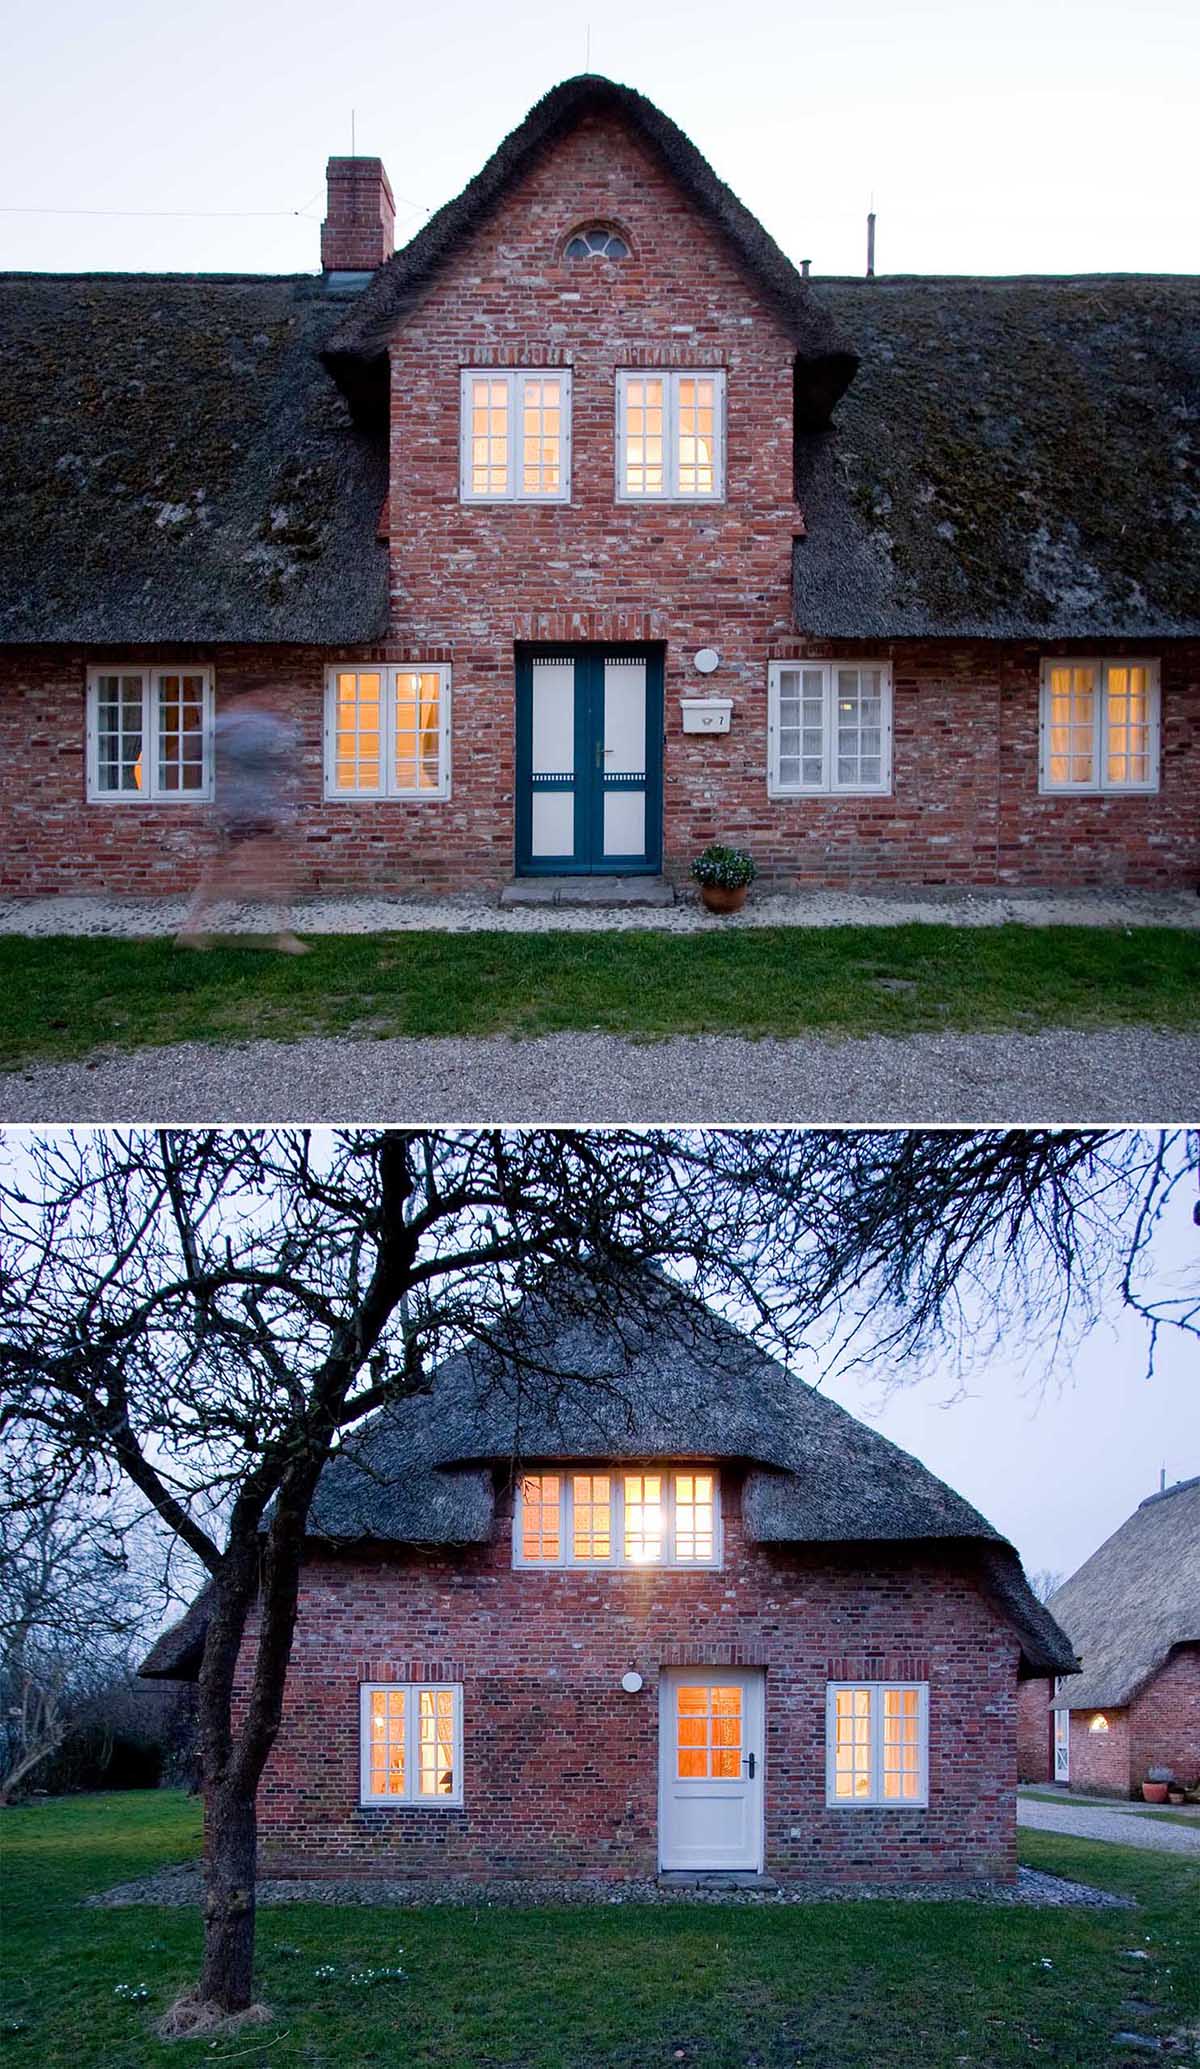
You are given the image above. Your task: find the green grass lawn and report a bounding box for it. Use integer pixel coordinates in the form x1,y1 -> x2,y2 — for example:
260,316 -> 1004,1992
2,1791 -> 1197,2069
2,924 -> 1198,1068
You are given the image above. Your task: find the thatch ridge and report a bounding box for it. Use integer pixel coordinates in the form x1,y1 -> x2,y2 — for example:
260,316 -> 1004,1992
323,73 -> 857,409
1049,1474 -> 1200,1710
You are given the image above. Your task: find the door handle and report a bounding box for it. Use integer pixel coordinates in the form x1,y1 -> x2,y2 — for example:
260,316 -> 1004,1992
745,1752 -> 756,1779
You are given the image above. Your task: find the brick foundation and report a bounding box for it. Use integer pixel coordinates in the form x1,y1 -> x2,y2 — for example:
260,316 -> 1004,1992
234,1474 -> 1022,1887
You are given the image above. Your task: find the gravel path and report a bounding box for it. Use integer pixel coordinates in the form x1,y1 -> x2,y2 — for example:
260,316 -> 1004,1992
86,1860 -> 1130,1910
1018,1796 -> 1200,1857
2,887 -> 1198,938
4,1026 -> 1198,1123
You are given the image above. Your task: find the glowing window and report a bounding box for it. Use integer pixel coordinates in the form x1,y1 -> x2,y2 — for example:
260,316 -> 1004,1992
676,1682 -> 742,1780
513,1467 -> 721,1568
1040,658 -> 1159,793
572,1473 -> 612,1561
360,1684 -> 462,1806
826,1683 -> 928,1808
623,1472 -> 665,1563
616,368 -> 724,501
769,662 -> 892,797
87,667 -> 213,803
324,666 -> 450,800
1088,1713 -> 1110,1734
460,368 -> 572,502
564,225 -> 630,259
520,1473 -> 562,1561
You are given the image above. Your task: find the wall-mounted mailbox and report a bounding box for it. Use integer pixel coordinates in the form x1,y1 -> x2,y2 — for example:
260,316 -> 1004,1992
680,696 -> 733,734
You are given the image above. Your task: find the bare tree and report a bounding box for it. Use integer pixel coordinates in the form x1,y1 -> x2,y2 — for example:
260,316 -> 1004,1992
1026,1568 -> 1066,1605
0,1126 -> 1193,2020
0,1487 -> 152,1803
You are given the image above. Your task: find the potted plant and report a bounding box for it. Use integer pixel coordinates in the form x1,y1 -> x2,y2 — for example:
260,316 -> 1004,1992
691,843 -> 757,915
1142,1767 -> 1172,1803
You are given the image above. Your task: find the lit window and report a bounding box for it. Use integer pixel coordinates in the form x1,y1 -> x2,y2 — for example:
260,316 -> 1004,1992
459,369 -> 572,502
675,1682 -> 742,1780
324,666 -> 450,800
768,662 -> 893,797
360,1684 -> 462,1806
1088,1713 -> 1110,1734
513,1468 -> 722,1568
616,369 -> 725,501
520,1473 -> 561,1562
826,1683 -> 929,1807
1039,659 -> 1160,793
87,667 -> 213,802
564,225 -> 630,260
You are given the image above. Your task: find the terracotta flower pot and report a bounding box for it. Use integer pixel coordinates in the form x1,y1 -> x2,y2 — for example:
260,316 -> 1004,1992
1142,1781 -> 1169,1803
700,883 -> 749,914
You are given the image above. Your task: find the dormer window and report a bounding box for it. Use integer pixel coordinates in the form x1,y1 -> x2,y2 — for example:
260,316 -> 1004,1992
514,1467 -> 721,1569
564,224 -> 629,260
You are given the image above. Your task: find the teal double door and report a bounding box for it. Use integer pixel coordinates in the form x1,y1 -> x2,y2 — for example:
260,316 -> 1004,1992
515,645 -> 664,876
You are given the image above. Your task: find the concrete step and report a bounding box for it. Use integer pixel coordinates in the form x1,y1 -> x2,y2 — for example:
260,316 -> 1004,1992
657,1871 -> 779,1891
499,875 -> 676,909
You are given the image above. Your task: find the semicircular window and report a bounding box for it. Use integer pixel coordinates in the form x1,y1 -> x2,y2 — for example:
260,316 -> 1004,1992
564,225 -> 630,260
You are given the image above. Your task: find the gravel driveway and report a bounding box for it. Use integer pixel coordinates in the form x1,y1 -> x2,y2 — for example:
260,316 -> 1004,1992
1018,1795 -> 1200,1857
4,1026 -> 1197,1123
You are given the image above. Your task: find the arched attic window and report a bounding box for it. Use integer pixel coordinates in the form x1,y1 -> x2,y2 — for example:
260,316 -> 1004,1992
563,223 -> 631,261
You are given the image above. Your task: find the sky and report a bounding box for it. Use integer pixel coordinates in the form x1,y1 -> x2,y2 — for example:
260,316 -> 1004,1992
2,0 -> 1197,280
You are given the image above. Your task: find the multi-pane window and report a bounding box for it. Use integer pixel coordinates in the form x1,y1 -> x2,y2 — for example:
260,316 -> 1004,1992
616,370 -> 725,501
564,225 -> 630,259
324,666 -> 450,800
1039,659 -> 1159,792
675,1682 -> 742,1780
825,1683 -> 929,1807
459,369 -> 571,502
514,1468 -> 722,1568
360,1684 -> 463,1805
768,662 -> 892,796
86,667 -> 213,802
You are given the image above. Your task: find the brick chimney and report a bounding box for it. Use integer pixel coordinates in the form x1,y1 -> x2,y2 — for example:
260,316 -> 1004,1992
321,157 -> 395,273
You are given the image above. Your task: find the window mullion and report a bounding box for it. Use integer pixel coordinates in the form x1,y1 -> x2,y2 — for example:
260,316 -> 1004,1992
562,1472 -> 572,1568
614,1473 -> 625,1568
383,667 -> 396,800
405,1687 -> 417,1805
1095,666 -> 1107,792
666,375 -> 679,498
508,371 -> 520,501
823,668 -> 834,794
872,1688 -> 884,1802
146,672 -> 161,803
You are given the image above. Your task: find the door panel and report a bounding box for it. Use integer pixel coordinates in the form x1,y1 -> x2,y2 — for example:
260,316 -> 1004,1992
1053,1683 -> 1070,1781
659,1668 -> 764,1870
516,645 -> 662,875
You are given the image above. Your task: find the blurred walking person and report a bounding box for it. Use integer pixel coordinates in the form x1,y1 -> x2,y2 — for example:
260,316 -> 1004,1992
177,699 -> 309,953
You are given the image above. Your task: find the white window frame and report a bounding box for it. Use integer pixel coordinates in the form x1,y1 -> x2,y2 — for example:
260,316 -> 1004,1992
767,660 -> 893,798
85,665 -> 214,804
458,368 -> 572,504
824,1682 -> 929,1809
323,664 -> 451,801
512,1466 -> 723,1571
359,1683 -> 464,1808
615,369 -> 726,503
1038,657 -> 1160,795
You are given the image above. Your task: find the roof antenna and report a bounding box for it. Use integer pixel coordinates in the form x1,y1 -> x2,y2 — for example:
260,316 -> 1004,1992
866,208 -> 876,279
1160,1466 -> 1167,1493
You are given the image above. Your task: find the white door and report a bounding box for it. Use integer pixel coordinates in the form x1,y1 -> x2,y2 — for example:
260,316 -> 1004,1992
601,656 -> 648,861
659,1668 -> 764,1871
1053,1681 -> 1070,1781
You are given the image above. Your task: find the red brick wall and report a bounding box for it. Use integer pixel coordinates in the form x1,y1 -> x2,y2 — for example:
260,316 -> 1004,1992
1017,1676 -> 1052,1782
1068,1706 -> 1131,1795
1130,1644 -> 1200,1788
233,1474 -> 1021,1887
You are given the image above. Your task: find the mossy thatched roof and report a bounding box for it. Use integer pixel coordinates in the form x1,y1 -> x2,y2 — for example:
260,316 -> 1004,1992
0,273 -> 389,644
795,273 -> 1200,637
1049,1475 -> 1200,1712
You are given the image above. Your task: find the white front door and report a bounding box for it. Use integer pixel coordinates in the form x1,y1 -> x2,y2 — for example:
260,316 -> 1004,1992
658,1668 -> 764,1871
1053,1681 -> 1070,1781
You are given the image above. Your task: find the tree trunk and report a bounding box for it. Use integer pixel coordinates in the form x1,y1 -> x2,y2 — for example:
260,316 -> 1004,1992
199,1781 -> 257,2012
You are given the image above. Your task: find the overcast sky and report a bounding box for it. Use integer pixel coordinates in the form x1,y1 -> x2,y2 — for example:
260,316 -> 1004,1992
2,0 -> 1196,279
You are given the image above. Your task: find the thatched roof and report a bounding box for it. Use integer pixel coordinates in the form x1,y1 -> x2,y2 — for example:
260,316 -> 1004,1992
795,274 -> 1200,638
141,1273 -> 1073,1679
323,75 -> 857,425
0,273 -> 389,644
139,1581 -> 214,1681
1049,1475 -> 1200,1711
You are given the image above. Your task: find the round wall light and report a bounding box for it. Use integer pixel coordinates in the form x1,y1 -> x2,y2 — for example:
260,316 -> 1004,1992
621,1671 -> 644,1694
693,648 -> 720,675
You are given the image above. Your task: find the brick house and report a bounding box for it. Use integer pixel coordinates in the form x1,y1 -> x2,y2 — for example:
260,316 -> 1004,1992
143,1273 -> 1074,1887
3,74 -> 1197,899
1017,1474 -> 1200,1797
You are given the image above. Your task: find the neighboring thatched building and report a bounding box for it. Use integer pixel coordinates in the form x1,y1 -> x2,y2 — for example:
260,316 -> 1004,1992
1017,1474 -> 1200,1795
